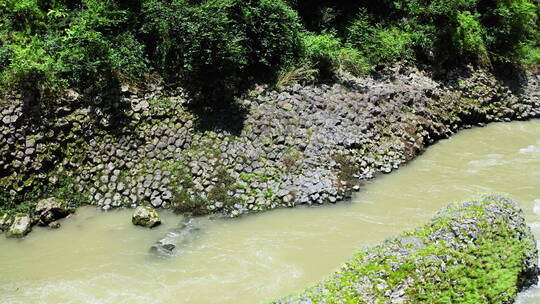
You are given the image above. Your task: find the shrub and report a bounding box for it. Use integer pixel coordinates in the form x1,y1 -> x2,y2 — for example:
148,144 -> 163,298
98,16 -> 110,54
0,45 -> 11,71
108,32 -> 150,83
391,0 -> 538,65
346,10 -> 415,66
483,0 -> 538,62
0,0 -> 537,101
53,0 -> 147,91
0,0 -> 148,98
334,47 -> 370,76
275,65 -> 318,89
303,32 -> 342,70
0,0 -> 46,34
454,11 -> 488,64
0,36 -> 65,97
370,26 -> 414,65
303,32 -> 369,77
142,0 -> 304,103
523,44 -> 540,68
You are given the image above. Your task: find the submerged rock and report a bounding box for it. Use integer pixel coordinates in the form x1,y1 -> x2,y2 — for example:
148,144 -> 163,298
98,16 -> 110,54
35,197 -> 72,225
48,221 -> 61,229
274,194 -> 539,304
151,241 -> 176,254
150,217 -> 201,256
6,215 -> 32,238
132,205 -> 161,228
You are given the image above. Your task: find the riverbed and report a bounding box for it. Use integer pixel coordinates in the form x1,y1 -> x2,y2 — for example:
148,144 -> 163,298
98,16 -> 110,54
1,120 -> 540,303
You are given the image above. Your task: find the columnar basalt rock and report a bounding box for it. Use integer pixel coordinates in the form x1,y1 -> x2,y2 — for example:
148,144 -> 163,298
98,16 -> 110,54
0,68 -> 539,219
273,195 -> 540,304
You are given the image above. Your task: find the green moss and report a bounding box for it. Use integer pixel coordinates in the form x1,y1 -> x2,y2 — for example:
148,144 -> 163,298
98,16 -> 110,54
0,174 -> 88,217
273,195 -> 538,304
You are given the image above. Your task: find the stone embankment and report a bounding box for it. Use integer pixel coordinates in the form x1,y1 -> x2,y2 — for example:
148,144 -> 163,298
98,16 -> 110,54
274,195 -> 540,304
1,66 -> 539,231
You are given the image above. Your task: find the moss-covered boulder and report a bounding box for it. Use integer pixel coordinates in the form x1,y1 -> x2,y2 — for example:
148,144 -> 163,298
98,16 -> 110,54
35,197 -> 72,226
132,205 -> 162,228
6,215 -> 32,238
274,195 -> 539,304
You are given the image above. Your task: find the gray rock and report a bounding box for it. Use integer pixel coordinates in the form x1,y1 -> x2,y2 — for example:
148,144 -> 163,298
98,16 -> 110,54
100,175 -> 109,184
6,215 -> 32,238
151,196 -> 163,208
35,197 -> 71,225
132,206 -> 161,228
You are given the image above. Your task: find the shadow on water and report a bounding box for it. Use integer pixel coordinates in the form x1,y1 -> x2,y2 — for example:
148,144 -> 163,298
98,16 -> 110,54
149,217 -> 204,258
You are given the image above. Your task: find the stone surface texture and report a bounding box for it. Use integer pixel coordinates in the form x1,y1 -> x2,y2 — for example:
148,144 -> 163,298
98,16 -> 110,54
0,67 -> 539,219
6,215 -> 32,238
35,197 -> 71,225
132,205 -> 162,228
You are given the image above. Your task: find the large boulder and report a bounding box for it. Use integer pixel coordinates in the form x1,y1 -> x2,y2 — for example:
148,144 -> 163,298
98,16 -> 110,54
6,215 -> 32,238
274,195 -> 539,304
35,197 -> 71,225
132,205 -> 162,228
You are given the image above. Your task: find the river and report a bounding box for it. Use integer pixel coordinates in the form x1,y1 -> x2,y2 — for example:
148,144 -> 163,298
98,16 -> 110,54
1,120 -> 539,303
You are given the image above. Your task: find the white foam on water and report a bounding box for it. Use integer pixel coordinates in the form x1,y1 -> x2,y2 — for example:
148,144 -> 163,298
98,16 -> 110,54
516,281 -> 540,304
528,222 -> 540,236
533,200 -> 540,215
467,158 -> 498,167
519,144 -> 540,154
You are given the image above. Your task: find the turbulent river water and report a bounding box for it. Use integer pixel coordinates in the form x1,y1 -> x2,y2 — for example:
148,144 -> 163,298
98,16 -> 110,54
1,120 -> 540,304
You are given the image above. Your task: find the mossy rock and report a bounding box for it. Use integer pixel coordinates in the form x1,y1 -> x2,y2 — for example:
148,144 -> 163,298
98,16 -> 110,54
35,197 -> 72,225
273,194 -> 539,304
6,214 -> 32,238
132,205 -> 162,228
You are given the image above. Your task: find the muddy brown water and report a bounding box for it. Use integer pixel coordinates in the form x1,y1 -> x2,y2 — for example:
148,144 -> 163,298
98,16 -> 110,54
1,120 -> 540,304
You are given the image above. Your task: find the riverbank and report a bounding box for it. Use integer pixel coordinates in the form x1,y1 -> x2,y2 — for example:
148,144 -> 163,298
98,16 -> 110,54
274,194 -> 540,304
2,121 -> 540,303
1,66 -> 539,229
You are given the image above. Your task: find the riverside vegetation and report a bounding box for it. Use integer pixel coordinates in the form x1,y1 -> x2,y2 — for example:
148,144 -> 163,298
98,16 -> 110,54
1,0 -> 538,102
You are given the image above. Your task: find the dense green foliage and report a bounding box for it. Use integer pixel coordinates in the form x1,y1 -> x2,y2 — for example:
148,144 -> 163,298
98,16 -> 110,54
0,0 -> 538,102
141,0 -> 303,101
0,175 -> 88,216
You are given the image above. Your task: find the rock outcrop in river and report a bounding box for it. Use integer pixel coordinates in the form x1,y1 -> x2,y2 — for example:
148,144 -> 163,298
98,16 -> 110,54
0,67 -> 539,225
132,205 -> 162,228
274,194 -> 540,304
